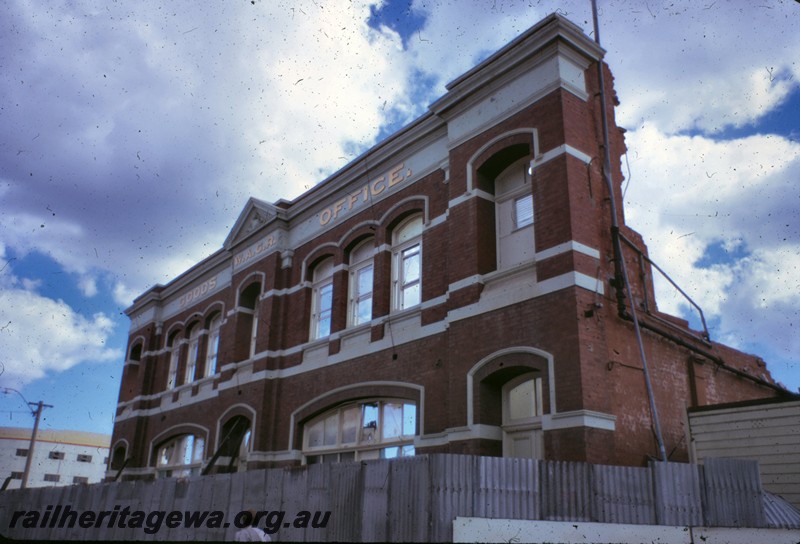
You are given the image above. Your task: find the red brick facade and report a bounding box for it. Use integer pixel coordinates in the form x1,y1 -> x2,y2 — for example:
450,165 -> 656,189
109,14 -> 786,480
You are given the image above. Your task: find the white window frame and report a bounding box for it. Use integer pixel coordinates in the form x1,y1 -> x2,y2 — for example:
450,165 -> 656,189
184,325 -> 200,383
166,336 -> 180,390
204,315 -> 221,377
392,215 -> 423,311
349,241 -> 374,327
155,434 -> 205,478
311,258 -> 335,339
303,399 -> 417,464
513,193 -> 534,229
249,303 -> 260,358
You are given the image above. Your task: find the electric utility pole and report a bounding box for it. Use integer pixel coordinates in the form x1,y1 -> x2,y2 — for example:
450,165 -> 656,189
21,400 -> 53,489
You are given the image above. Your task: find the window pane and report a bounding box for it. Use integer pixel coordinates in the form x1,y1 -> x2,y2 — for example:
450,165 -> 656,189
515,195 -> 534,228
402,248 -> 420,282
395,216 -> 422,244
341,407 -> 359,444
324,413 -> 339,446
400,445 -> 415,457
356,299 -> 371,324
357,265 -> 373,294
307,420 -> 324,448
383,446 -> 399,459
361,403 -> 379,444
339,451 -> 355,462
509,379 -> 537,420
317,315 -> 331,338
182,435 -> 194,465
402,283 -> 420,308
319,283 -> 333,310
403,403 -> 416,436
193,437 -> 205,463
382,402 -> 403,439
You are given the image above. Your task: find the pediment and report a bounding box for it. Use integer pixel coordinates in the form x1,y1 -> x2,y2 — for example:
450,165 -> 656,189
224,197 -> 281,249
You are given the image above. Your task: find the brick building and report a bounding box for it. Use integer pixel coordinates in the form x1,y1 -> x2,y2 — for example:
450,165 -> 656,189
109,14 -> 789,481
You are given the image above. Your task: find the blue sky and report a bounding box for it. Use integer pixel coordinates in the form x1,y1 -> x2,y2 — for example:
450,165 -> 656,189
1,0 -> 799,436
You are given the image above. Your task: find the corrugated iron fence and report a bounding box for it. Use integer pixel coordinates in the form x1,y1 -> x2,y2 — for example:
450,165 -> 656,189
0,455 -> 768,541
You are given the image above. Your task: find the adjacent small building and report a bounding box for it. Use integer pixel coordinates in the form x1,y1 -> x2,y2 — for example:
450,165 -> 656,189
109,13 -> 794,482
0,427 -> 110,489
688,397 -> 800,510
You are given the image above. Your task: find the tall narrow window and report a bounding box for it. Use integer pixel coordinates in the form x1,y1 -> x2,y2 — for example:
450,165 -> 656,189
392,215 -> 422,310
250,304 -> 260,358
205,314 -> 221,377
349,240 -> 374,326
185,324 -> 200,383
495,156 -> 535,270
166,332 -> 181,390
238,282 -> 261,361
311,258 -> 334,339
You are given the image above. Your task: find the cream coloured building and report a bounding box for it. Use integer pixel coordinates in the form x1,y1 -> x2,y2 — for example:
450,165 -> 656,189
0,426 -> 110,489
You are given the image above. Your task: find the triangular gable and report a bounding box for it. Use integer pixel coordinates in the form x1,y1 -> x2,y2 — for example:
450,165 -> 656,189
223,197 -> 282,249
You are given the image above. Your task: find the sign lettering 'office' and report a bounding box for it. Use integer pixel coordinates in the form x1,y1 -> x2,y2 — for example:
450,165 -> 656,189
318,162 -> 412,226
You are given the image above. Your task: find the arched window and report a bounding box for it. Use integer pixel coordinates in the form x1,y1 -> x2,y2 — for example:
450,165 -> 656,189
392,215 -> 422,311
303,399 -> 416,464
166,331 -> 181,390
238,282 -> 261,360
349,240 -> 374,326
204,314 -> 222,377
129,343 -> 142,363
184,324 -> 201,383
495,155 -> 535,270
310,258 -> 334,339
155,434 -> 205,478
110,444 -> 127,471
216,416 -> 252,473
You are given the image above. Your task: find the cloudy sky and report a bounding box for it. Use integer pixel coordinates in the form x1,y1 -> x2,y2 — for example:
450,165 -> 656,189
1,0 -> 798,436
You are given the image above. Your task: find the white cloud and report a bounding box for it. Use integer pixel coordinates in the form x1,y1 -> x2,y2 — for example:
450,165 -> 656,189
78,276 -> 98,297
0,287 -> 121,389
623,124 -> 800,384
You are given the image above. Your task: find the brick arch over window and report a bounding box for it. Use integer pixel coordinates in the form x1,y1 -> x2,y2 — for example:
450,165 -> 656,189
110,439 -> 129,471
302,246 -> 343,283
201,301 -> 225,324
339,222 -> 379,254
127,337 -> 145,362
467,129 -> 537,194
467,347 -> 555,427
377,197 -> 428,244
289,382 -> 423,451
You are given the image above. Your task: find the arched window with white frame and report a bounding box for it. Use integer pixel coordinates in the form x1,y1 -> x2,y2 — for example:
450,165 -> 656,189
204,314 -> 222,377
349,240 -> 374,327
303,399 -> 416,464
166,331 -> 181,390
392,215 -> 422,311
310,258 -> 334,339
155,434 -> 205,478
237,282 -> 261,360
184,324 -> 200,383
